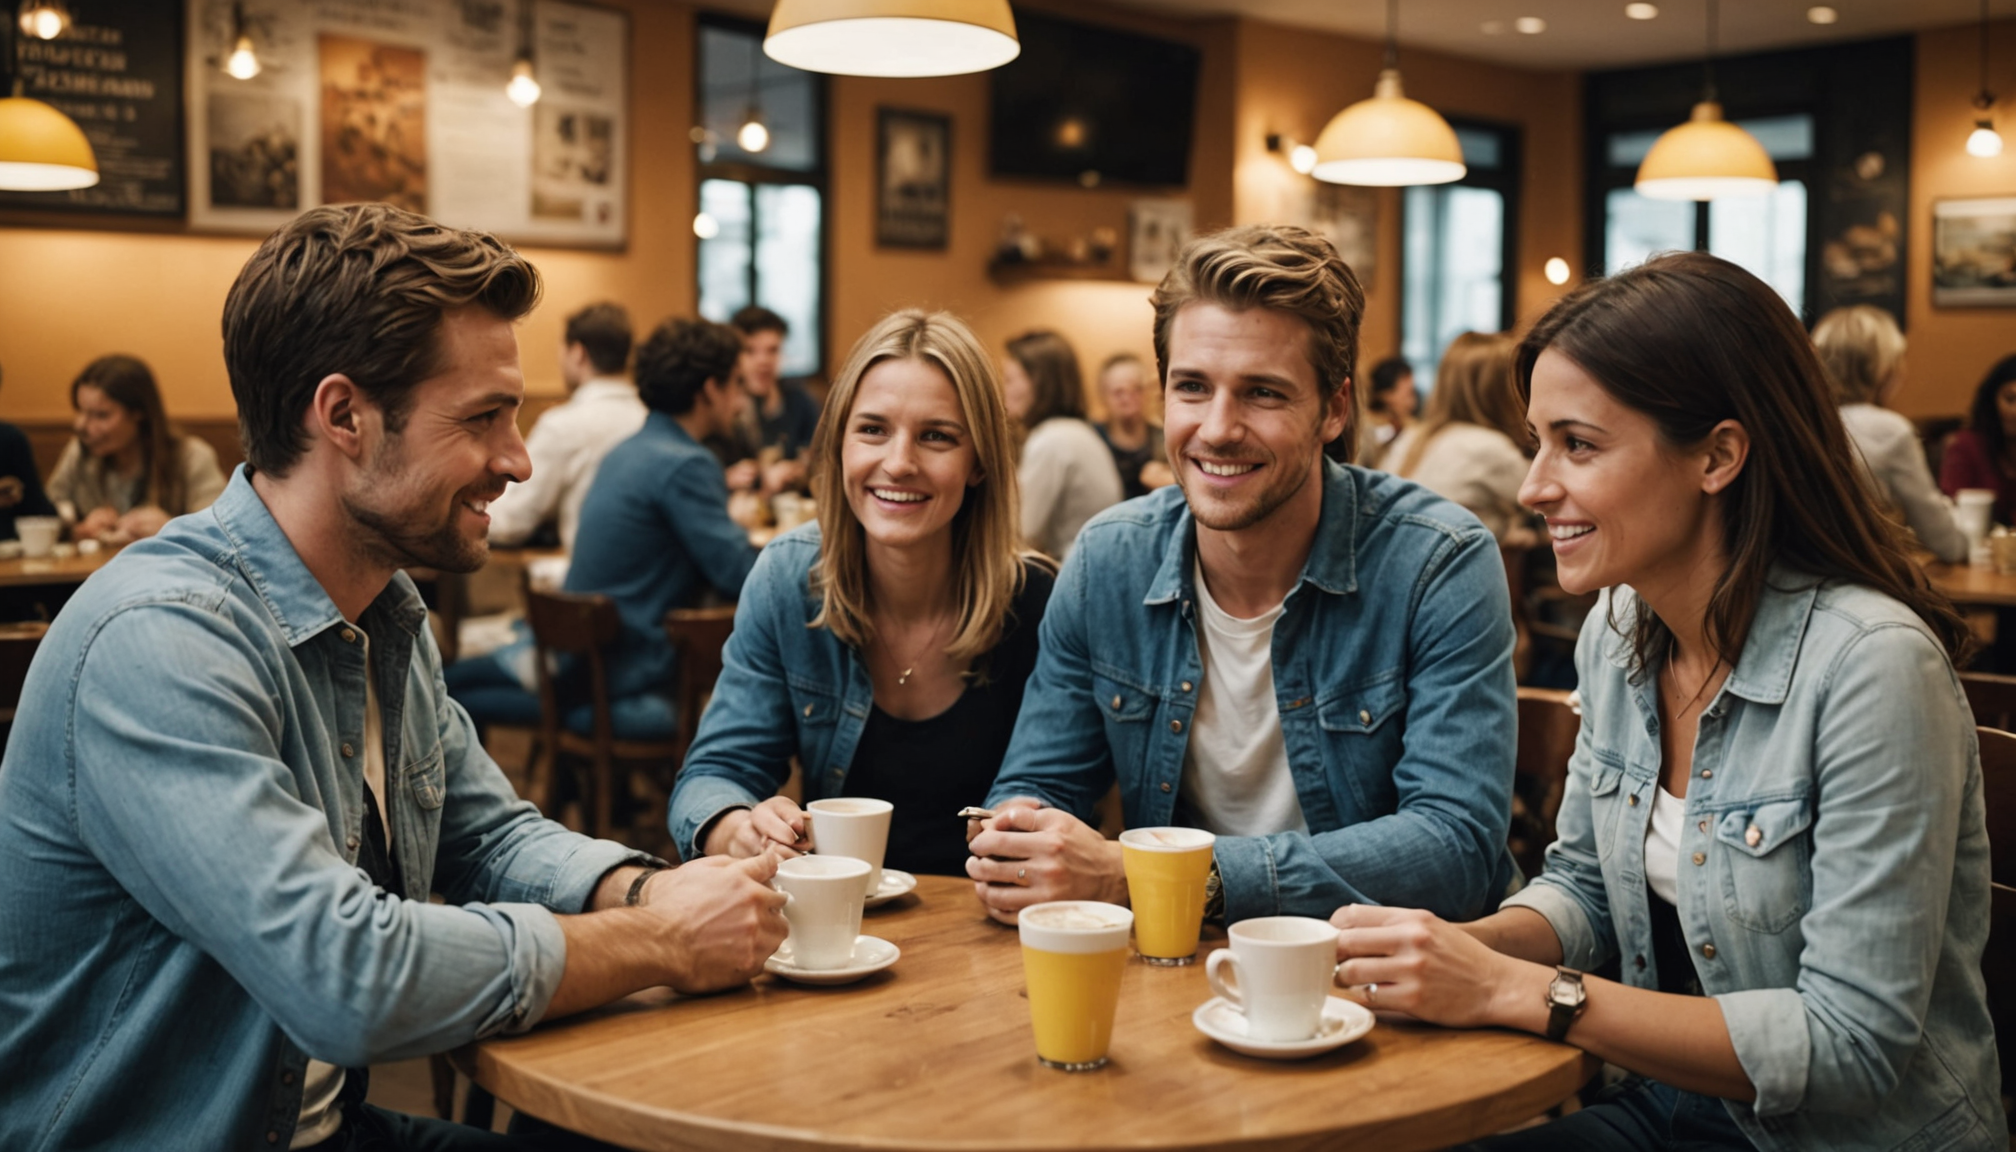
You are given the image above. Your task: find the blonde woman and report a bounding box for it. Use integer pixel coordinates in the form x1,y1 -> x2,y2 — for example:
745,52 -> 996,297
669,310 -> 1052,877
1382,332 -> 1532,542
1814,305 -> 1968,562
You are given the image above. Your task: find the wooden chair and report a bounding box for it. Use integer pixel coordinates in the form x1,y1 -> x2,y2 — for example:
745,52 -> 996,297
520,577 -> 681,842
662,605 -> 737,770
1961,672 -> 2016,733
1511,687 -> 1580,880
1975,726 -> 2016,1098
0,620 -> 47,724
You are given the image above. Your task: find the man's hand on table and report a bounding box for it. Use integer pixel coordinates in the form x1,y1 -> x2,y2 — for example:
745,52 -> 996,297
966,799 -> 1128,925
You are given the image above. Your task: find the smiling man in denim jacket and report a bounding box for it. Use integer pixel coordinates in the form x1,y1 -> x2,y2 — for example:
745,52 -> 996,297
969,225 -> 1517,926
0,204 -> 787,1151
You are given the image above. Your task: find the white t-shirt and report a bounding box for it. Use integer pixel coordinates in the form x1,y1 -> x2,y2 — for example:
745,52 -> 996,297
1643,785 -> 1685,906
1179,560 -> 1308,838
293,631 -> 390,1148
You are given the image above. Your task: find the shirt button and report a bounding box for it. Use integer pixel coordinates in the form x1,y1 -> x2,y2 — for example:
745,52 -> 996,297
1180,682 -> 1193,693
267,1133 -> 280,1145
1698,819 -> 1709,833
341,742 -> 356,758
282,1071 -> 295,1085
1692,851 -> 1706,866
802,704 -> 814,717
1169,719 -> 1183,733
1359,709 -> 1372,725
1701,769 -> 1713,779
1745,825 -> 1762,847
1160,782 -> 1172,793
340,628 -> 356,643
1634,954 -> 1646,970
1701,943 -> 1717,960
1112,695 -> 1123,710
346,834 -> 360,849
1627,794 -> 1639,807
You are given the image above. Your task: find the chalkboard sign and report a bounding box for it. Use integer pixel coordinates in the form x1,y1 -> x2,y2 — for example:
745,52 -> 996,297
0,0 -> 184,216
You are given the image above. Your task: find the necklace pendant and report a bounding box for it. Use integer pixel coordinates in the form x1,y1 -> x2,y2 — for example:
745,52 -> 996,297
898,666 -> 913,686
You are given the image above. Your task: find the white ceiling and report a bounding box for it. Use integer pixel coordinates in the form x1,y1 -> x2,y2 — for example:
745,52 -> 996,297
1090,0 -> 1997,71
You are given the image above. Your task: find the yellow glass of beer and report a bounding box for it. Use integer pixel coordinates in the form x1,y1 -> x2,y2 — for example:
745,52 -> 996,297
1119,827 -> 1217,965
1018,901 -> 1133,1070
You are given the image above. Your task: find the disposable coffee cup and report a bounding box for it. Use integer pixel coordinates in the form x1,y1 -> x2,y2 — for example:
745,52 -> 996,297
1018,901 -> 1133,1071
1956,489 -> 1995,550
1119,827 -> 1215,965
773,854 -> 873,970
16,516 -> 59,559
807,797 -> 893,896
1205,916 -> 1342,1042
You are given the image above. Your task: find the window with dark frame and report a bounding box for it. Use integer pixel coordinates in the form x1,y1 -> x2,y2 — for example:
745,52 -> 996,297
1400,120 -> 1522,390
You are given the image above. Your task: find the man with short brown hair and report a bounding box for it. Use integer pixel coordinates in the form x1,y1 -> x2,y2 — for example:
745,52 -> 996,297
971,225 -> 1518,927
0,204 -> 786,1150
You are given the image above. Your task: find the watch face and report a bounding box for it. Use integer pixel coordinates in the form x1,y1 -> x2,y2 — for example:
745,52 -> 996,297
1549,971 -> 1587,1008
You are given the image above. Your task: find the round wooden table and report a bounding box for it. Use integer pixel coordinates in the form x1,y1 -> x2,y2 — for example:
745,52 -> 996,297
458,875 -> 1597,1152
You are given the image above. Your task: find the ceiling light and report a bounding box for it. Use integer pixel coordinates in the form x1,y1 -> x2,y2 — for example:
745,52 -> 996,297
506,54 -> 541,107
1290,144 -> 1317,174
1626,3 -> 1659,19
1968,0 -> 2002,159
0,93 -> 99,190
1635,0 -> 1776,200
225,35 -> 261,79
1545,258 -> 1571,285
1515,17 -> 1547,34
1481,20 -> 1507,34
693,212 -> 720,240
1806,6 -> 1838,24
764,0 -> 1019,78
17,1 -> 69,41
737,112 -> 770,153
1968,122 -> 2004,158
1313,0 -> 1465,187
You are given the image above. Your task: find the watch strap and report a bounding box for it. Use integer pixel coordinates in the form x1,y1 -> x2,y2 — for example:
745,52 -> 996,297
1543,965 -> 1586,1042
625,865 -> 670,907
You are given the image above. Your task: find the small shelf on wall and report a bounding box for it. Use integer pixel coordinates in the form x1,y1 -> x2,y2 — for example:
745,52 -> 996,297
986,258 -> 1138,286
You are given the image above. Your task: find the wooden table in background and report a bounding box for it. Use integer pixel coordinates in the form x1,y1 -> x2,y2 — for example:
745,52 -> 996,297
1925,561 -> 2016,609
0,548 -> 118,589
457,875 -> 1596,1152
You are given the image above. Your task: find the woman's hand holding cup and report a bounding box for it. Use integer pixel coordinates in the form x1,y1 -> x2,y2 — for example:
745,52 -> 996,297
707,796 -> 811,858
1330,904 -> 1541,1030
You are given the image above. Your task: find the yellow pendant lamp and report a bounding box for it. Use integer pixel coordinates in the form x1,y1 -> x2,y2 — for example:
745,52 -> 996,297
1634,0 -> 1774,201
1311,0 -> 1464,187
0,87 -> 99,192
764,0 -> 1019,78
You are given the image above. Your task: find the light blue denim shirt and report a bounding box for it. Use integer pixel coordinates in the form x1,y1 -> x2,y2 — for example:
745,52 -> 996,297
0,470 -> 644,1150
986,460 -> 1518,923
1505,575 -> 2005,1151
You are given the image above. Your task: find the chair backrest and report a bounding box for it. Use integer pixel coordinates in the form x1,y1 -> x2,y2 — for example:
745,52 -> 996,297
521,577 -> 623,748
1976,726 -> 2016,1096
663,605 -> 736,764
1961,673 -> 2016,734
0,621 -> 49,723
1511,687 -> 1580,879
1977,726 -> 2016,888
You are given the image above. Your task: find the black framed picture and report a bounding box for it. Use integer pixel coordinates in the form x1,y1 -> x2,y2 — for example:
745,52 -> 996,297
1933,196 -> 2016,307
877,108 -> 949,249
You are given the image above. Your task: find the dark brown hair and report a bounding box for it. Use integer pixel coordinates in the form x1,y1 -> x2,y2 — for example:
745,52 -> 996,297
222,203 -> 541,477
564,301 -> 633,376
1150,224 -> 1365,460
730,304 -> 789,338
634,317 -> 744,415
71,354 -> 189,514
1006,330 -> 1087,427
1516,251 -> 1970,669
1965,353 -> 2016,465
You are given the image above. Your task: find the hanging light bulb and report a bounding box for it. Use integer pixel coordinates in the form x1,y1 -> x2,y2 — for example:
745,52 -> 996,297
17,1 -> 70,41
693,212 -> 720,240
1967,1 -> 2002,159
1968,119 -> 2004,158
1634,0 -> 1775,200
1311,0 -> 1464,186
225,34 -> 261,79
764,0 -> 1019,78
506,53 -> 541,107
737,110 -> 770,153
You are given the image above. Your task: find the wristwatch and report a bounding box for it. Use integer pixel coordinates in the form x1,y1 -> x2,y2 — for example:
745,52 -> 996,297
1202,859 -> 1225,923
1543,966 -> 1587,1041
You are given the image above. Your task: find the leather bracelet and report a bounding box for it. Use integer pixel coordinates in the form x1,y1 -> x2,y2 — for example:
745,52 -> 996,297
1202,859 -> 1225,923
624,865 -> 669,907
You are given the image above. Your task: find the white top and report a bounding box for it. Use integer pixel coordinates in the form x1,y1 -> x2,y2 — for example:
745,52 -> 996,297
1381,422 -> 1529,542
486,378 -> 647,549
1839,403 -> 1970,564
1179,559 -> 1308,838
1019,418 -> 1125,561
293,633 -> 391,1148
1643,785 -> 1686,906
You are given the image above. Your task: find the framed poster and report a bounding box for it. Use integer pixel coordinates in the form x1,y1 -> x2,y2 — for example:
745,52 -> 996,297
1933,197 -> 2016,307
0,0 -> 184,216
877,108 -> 948,249
1129,198 -> 1192,284
185,0 -> 628,248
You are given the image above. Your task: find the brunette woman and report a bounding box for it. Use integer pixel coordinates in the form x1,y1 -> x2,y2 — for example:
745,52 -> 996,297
1330,252 -> 2003,1151
46,355 -> 226,542
1001,330 -> 1123,559
1939,353 -> 2016,525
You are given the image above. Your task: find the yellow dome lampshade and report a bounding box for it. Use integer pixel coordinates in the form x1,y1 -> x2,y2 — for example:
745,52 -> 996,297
0,95 -> 98,191
764,0 -> 1018,77
1634,101 -> 1776,201
1310,69 -> 1465,187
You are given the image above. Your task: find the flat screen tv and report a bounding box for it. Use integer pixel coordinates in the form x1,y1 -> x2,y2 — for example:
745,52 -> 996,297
989,13 -> 1200,187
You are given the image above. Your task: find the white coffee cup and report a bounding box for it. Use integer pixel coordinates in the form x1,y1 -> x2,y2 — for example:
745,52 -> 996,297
1205,916 -> 1342,1042
774,854 -> 873,970
807,797 -> 893,896
16,516 -> 60,559
1956,489 -> 1996,549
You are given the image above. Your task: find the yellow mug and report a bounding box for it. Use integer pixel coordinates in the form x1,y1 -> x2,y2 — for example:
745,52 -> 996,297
1018,901 -> 1133,1070
1120,827 -> 1216,965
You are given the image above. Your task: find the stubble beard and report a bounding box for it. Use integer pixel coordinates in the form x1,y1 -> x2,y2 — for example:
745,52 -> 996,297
1179,446 -> 1315,534
344,441 -> 493,575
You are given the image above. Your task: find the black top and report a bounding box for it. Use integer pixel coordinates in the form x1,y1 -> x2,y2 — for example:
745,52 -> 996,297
842,560 -> 1054,876
1094,422 -> 1166,500
706,380 -> 825,472
0,422 -> 56,540
1647,886 -> 1704,997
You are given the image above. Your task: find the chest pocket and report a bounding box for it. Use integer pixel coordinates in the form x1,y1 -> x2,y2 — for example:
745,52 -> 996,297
1713,795 -> 1814,934
405,744 -> 446,810
1092,671 -> 1159,781
1315,676 -> 1406,813
1585,757 -> 1628,847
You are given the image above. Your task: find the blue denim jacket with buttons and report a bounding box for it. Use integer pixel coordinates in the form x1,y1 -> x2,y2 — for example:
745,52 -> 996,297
984,460 -> 1518,923
1504,575 -> 2005,1151
0,470 -> 643,1150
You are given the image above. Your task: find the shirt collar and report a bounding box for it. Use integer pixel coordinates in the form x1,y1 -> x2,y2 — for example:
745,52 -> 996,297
574,377 -> 636,403
1600,564 -> 1822,705
1144,458 -> 1361,606
208,467 -> 430,649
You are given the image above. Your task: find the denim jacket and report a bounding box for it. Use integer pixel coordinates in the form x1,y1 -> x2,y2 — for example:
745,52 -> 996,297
1504,575 -> 2005,1151
0,470 -> 643,1150
986,461 -> 1517,923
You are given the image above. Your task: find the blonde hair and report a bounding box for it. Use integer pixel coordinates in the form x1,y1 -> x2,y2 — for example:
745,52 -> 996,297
808,309 -> 1032,668
1151,224 -> 1366,460
1812,305 -> 1905,405
1396,332 -> 1525,477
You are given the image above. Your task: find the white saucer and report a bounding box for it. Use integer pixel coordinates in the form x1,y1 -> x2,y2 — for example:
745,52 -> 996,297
765,935 -> 900,985
1192,995 -> 1375,1059
864,868 -> 918,908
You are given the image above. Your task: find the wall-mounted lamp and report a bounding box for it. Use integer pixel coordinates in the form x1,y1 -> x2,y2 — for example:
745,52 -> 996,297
1544,257 -> 1572,285
16,0 -> 69,41
1968,0 -> 2002,158
693,212 -> 720,240
506,0 -> 541,108
224,4 -> 261,80
1264,133 -> 1318,176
